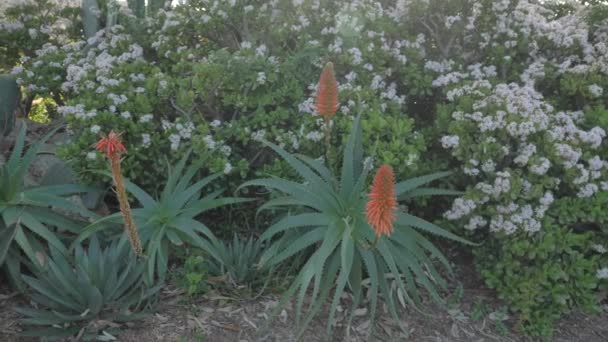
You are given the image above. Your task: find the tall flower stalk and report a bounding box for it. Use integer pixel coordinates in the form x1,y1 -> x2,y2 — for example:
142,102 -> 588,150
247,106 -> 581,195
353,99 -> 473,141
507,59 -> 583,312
315,62 -> 339,165
95,130 -> 143,256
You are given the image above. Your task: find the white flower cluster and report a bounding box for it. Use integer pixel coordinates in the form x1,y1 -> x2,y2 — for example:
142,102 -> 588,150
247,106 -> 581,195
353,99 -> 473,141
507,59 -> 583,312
442,79 -> 607,235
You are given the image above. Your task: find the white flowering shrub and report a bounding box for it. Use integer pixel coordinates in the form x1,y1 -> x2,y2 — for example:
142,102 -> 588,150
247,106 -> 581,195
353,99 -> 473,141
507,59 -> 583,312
424,0 -> 608,336
442,81 -> 607,235
13,0 -> 431,192
0,0 -> 80,72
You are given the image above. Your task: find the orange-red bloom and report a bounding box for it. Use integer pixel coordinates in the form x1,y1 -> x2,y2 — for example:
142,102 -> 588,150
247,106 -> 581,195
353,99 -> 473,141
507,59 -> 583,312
366,164 -> 398,237
315,62 -> 339,120
95,130 -> 127,159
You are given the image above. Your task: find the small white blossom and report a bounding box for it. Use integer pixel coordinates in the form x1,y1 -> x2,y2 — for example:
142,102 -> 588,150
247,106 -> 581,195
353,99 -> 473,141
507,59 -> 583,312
588,84 -> 603,97
441,135 -> 460,149
592,244 -> 607,254
257,72 -> 267,84
223,163 -> 233,174
142,134 -> 151,148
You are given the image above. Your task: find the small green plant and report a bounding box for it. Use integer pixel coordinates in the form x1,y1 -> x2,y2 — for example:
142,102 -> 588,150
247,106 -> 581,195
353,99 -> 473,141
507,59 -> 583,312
241,114 -> 471,339
471,298 -> 489,322
17,236 -> 159,341
75,151 -> 250,283
0,124 -> 94,288
175,254 -> 208,297
206,235 -> 269,291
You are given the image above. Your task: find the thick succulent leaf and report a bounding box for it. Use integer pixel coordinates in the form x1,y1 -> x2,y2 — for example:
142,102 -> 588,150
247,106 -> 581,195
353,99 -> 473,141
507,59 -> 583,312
387,239 -> 440,303
173,163 -> 198,195
70,212 -> 123,250
394,171 -> 452,197
20,191 -> 98,220
22,275 -> 82,312
166,229 -> 183,246
305,223 -> 342,323
348,165 -> 371,204
257,196 -> 303,212
340,114 -> 363,198
239,178 -> 338,211
25,207 -> 82,234
169,173 -> 221,210
13,226 -> 42,268
260,213 -> 330,241
375,258 -> 408,333
297,250 -> 341,340
47,246 -> 84,301
359,249 -> 379,333
19,212 -> 67,256
6,123 -> 26,170
161,150 -> 191,201
0,221 -> 17,266
262,139 -> 331,192
15,307 -> 67,325
295,154 -> 333,184
376,239 -> 415,308
393,227 -> 452,273
28,184 -> 90,196
262,227 -> 325,267
89,170 -> 156,208
327,227 -> 354,333
399,187 -> 462,200
86,286 -> 104,316
157,239 -> 170,281
182,197 -> 251,218
345,250 -> 363,327
19,326 -> 81,339
12,126 -> 59,178
395,212 -> 473,245
169,217 -> 221,261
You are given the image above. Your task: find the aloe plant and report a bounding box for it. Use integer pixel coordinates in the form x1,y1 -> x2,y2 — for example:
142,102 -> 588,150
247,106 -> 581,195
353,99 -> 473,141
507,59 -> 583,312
240,114 -> 472,339
17,236 -> 159,341
0,74 -> 19,136
206,235 -> 269,289
75,151 -> 250,284
0,124 -> 95,289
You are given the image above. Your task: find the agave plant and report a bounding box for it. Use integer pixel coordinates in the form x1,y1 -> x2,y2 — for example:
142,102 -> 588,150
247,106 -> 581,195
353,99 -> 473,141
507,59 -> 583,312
206,235 -> 269,290
75,151 -> 250,283
240,114 -> 471,339
17,236 -> 159,341
0,124 -> 94,288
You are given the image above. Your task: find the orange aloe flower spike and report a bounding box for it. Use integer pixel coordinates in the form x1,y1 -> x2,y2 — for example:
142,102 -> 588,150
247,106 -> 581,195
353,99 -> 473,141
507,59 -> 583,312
315,62 -> 339,121
366,164 -> 398,237
95,130 -> 127,159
